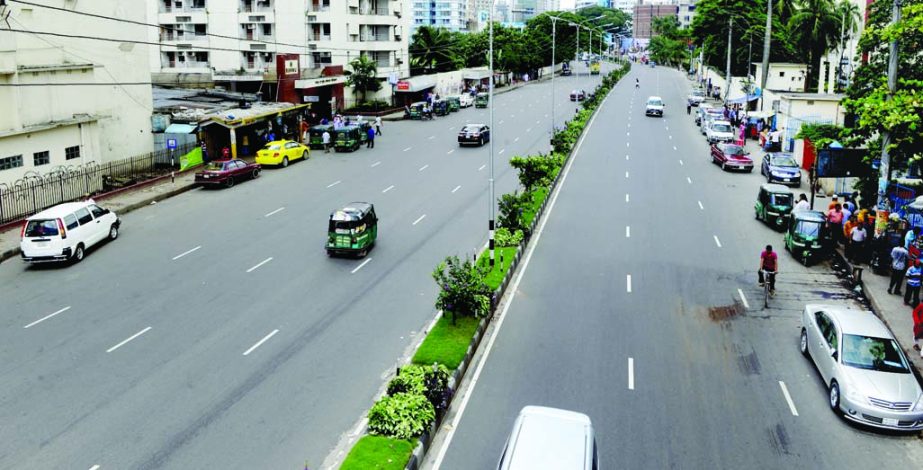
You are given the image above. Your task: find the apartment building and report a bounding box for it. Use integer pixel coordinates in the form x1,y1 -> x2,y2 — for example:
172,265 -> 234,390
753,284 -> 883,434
613,0 -> 636,16
0,0 -> 153,185
677,2 -> 695,29
412,1 -> 469,32
632,4 -> 677,38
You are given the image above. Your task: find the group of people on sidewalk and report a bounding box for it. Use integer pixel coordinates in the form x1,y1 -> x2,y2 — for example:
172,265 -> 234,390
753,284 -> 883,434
317,116 -> 383,153
880,212 -> 923,357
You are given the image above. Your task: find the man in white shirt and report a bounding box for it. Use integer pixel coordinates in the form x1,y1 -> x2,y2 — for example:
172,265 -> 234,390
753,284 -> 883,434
848,224 -> 868,263
794,193 -> 810,212
322,130 -> 331,153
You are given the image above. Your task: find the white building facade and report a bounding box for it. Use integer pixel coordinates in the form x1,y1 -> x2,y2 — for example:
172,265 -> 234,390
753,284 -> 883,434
0,0 -> 154,186
412,1 -> 469,32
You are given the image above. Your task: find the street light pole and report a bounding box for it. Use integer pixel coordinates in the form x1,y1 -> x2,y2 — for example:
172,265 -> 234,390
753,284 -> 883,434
759,0 -> 772,110
488,1 -> 495,267
551,16 -> 557,147
724,17 -> 733,102
877,0 -> 901,221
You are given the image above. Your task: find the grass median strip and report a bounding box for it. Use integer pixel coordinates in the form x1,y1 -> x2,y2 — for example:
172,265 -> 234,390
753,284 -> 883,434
477,246 -> 518,291
411,315 -> 480,370
340,435 -> 416,470
521,187 -> 549,228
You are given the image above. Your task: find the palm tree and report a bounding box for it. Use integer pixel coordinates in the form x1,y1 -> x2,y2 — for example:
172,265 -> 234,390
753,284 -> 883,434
409,26 -> 460,74
345,55 -> 381,103
788,0 -> 842,89
832,0 -> 861,90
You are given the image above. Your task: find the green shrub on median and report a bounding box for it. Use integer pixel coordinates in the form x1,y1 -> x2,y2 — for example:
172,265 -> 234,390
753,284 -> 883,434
367,392 -> 436,440
412,315 -> 480,370
477,246 -> 519,291
340,435 -> 416,470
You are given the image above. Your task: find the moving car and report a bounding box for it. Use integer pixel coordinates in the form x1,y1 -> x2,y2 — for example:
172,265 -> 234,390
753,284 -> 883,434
20,200 -> 120,264
570,89 -> 586,101
255,139 -> 309,167
786,210 -> 831,265
644,96 -> 664,117
458,94 -> 474,108
458,124 -> 490,146
687,88 -> 706,106
705,120 -> 735,143
562,62 -> 572,76
710,142 -> 753,171
761,152 -> 802,186
589,61 -> 600,75
195,159 -> 261,188
498,406 -> 598,470
326,202 -> 377,257
800,304 -> 923,431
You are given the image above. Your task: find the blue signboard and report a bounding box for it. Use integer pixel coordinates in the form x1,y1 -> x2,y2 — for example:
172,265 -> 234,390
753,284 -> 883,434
166,138 -> 177,150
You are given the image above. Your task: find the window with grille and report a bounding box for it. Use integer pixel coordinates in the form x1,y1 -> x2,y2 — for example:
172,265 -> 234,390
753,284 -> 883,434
0,155 -> 23,171
33,151 -> 50,166
65,145 -> 81,160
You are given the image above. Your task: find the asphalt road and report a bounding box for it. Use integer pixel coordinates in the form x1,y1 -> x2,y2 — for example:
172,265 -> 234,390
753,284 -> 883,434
429,65 -> 923,469
0,64 -> 610,469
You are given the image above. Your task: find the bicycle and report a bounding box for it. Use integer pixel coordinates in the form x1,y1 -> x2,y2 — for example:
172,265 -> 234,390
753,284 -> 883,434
761,269 -> 776,308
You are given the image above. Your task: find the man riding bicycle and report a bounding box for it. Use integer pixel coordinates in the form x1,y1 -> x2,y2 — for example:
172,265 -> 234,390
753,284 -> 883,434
759,244 -> 778,295
635,78 -> 639,89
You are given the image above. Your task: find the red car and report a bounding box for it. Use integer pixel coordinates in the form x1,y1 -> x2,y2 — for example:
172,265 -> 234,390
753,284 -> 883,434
710,143 -> 753,172
195,159 -> 261,188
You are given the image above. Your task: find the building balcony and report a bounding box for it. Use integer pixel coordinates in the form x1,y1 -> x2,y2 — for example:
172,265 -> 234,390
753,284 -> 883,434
160,33 -> 208,44
158,11 -> 208,25
240,1 -> 274,13
159,4 -> 206,13
160,60 -> 211,71
238,12 -> 275,24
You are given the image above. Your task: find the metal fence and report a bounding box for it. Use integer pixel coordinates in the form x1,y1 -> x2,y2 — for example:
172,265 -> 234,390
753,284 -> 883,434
0,143 -> 196,226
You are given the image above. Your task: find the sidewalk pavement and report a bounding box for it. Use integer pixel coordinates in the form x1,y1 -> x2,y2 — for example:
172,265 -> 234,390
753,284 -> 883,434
0,171 -> 197,265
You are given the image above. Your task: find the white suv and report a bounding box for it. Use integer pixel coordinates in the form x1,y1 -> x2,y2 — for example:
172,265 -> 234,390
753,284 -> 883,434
645,96 -> 664,117
706,120 -> 735,143
20,200 -> 120,263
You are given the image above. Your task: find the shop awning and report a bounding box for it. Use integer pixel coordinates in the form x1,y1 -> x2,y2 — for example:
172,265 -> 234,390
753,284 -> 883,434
727,88 -> 762,105
164,123 -> 197,134
462,69 -> 491,80
395,76 -> 436,93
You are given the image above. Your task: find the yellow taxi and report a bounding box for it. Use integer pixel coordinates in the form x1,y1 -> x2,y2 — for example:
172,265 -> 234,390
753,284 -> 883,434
255,140 -> 310,167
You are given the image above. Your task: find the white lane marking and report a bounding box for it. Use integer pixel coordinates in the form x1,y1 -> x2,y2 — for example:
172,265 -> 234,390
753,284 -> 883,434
625,171 -> 629,179
478,164 -> 486,171
451,185 -> 461,193
246,257 -> 273,273
172,245 -> 202,260
714,235 -> 722,248
403,147 -> 412,152
429,79 -> 611,470
673,146 -> 677,151
626,142 -> 630,148
326,180 -> 341,188
382,185 -> 394,193
666,126 -> 669,130
526,127 -> 532,133
499,120 -> 504,125
351,258 -> 372,274
428,135 -> 435,140
687,177 -> 693,184
243,329 -> 279,356
669,135 -> 673,140
535,120 -> 540,124
698,200 -> 704,210
371,161 -> 381,167
628,357 -> 635,390
23,306 -> 71,329
106,327 -> 152,353
419,164 -> 429,172
679,159 -> 684,166
625,193 -> 630,202
626,154 -> 629,161
779,381 -> 800,416
626,132 -> 630,137
738,288 -> 750,309
627,274 -> 632,292
412,214 -> 427,225
89,466 -> 100,470
498,149 -> 506,155
626,226 -> 631,238
514,137 -> 519,142
264,207 -> 285,218
447,149 -> 455,155
544,114 -> 548,118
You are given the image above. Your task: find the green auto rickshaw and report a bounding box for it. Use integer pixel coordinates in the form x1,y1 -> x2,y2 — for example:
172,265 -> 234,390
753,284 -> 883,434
785,210 -> 830,265
408,102 -> 427,120
475,92 -> 489,108
433,99 -> 449,116
355,121 -> 372,144
446,96 -> 460,112
326,202 -> 378,257
308,124 -> 333,150
755,183 -> 794,230
334,126 -> 362,152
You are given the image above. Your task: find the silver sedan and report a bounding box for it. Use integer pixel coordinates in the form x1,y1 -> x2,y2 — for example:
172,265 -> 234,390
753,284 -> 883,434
800,304 -> 923,431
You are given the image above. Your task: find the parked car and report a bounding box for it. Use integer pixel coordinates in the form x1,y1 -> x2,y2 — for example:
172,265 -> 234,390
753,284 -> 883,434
20,200 -> 120,264
458,124 -> 490,146
761,152 -> 802,186
644,96 -> 664,117
458,94 -> 474,108
687,89 -> 706,106
194,159 -> 261,188
498,406 -> 597,470
694,103 -> 714,125
710,142 -> 753,171
800,304 -> 923,432
700,108 -> 724,134
706,120 -> 735,143
255,139 -> 309,167
570,89 -> 586,101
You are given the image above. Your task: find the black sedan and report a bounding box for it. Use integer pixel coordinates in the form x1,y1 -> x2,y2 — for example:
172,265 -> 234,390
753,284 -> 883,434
458,124 -> 490,146
760,152 -> 802,186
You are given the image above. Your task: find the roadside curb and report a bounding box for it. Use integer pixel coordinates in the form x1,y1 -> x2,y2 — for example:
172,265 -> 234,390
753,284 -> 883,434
0,181 -> 197,265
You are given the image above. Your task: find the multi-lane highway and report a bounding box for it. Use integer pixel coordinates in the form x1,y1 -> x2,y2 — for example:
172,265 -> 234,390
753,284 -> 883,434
429,65 -> 923,468
0,65 -> 608,469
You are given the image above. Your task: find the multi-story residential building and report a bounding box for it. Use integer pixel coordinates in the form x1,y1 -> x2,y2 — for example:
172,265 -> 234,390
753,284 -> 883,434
677,2 -> 696,29
0,0 -> 154,185
536,0 -> 561,13
412,1 -> 469,32
577,0 -> 612,9
511,0 -> 538,23
632,4 -> 677,38
613,0 -> 637,17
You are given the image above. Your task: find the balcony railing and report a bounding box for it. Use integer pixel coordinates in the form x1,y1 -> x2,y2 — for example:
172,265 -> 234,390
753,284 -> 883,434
162,60 -> 210,69
360,34 -> 391,42
309,34 -> 332,42
241,33 -> 275,42
160,4 -> 206,13
241,2 -> 273,13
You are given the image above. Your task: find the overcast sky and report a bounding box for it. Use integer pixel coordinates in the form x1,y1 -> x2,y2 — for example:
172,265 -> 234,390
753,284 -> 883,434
561,0 -> 576,8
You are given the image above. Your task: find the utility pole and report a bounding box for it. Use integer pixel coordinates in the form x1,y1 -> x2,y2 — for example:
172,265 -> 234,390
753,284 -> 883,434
725,17 -> 733,102
877,0 -> 901,223
488,3 -> 495,267
551,16 -> 557,147
759,0 -> 772,110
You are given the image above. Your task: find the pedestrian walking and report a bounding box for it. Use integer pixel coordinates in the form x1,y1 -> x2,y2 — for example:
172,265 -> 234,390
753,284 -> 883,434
375,116 -> 382,136
827,204 -> 844,244
905,260 -> 923,306
913,302 -> 923,357
686,103 -> 692,115
366,126 -> 375,149
889,244 -> 909,294
794,193 -> 810,212
322,130 -> 331,153
848,223 -> 867,264
906,227 -> 917,250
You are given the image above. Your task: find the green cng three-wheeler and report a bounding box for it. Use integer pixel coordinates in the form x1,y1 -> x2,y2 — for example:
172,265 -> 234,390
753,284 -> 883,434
433,99 -> 449,116
446,96 -> 460,112
784,210 -> 830,265
408,102 -> 427,120
475,92 -> 489,108
326,202 -> 378,257
755,183 -> 794,230
308,124 -> 333,150
334,126 -> 362,152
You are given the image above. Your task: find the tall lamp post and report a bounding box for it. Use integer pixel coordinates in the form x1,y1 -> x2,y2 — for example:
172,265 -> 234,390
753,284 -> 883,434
488,1 -> 496,266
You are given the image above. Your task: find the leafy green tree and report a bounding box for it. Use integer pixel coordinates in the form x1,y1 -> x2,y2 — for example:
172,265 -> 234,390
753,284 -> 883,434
409,26 -> 462,74
788,0 -> 846,89
649,16 -> 691,67
345,55 -> 381,103
432,256 -> 491,324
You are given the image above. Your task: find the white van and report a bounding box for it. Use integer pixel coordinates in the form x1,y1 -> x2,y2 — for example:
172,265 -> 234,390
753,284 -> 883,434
20,200 -> 120,263
498,406 -> 597,470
